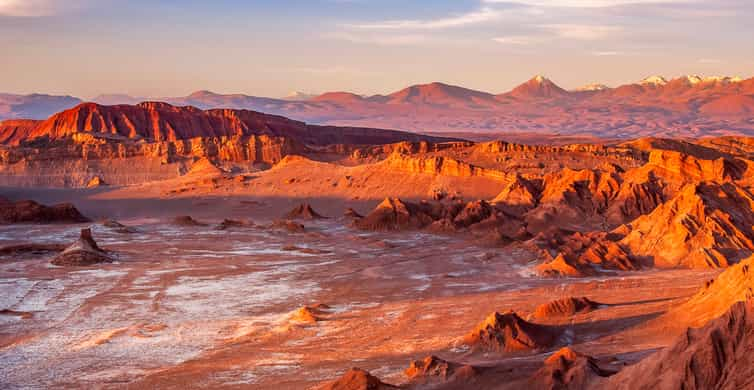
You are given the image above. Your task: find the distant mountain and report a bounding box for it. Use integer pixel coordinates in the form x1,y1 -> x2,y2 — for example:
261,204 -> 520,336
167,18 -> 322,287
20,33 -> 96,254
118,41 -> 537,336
2,74 -> 753,138
575,83 -> 609,92
0,93 -> 82,120
282,91 -> 316,101
383,82 -> 499,109
91,94 -> 146,105
503,75 -> 570,99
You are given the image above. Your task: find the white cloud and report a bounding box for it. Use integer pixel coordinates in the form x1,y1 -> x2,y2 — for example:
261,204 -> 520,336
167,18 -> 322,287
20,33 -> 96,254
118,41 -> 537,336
483,0 -> 691,7
543,24 -> 622,40
0,0 -> 94,17
345,7 -> 502,30
323,31 -> 428,46
592,50 -> 629,56
697,58 -> 723,64
0,0 -> 55,16
492,36 -> 544,45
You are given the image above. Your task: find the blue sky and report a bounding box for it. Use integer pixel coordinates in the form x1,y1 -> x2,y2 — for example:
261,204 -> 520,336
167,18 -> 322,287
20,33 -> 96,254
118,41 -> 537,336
1,0 -> 752,98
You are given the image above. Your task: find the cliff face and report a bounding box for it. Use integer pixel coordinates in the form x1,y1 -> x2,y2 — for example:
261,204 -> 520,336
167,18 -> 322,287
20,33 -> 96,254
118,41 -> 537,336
0,119 -> 40,145
9,102 -> 454,146
379,153 -> 511,181
0,133 -> 305,165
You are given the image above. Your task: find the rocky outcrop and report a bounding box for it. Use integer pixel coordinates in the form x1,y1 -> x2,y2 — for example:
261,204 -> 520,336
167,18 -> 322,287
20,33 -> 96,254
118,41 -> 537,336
533,297 -> 603,319
355,198 -> 437,231
51,229 -> 113,266
0,119 -> 40,145
598,300 -> 754,390
172,216 -> 207,226
0,198 -> 89,224
405,356 -> 479,387
379,153 -> 509,181
285,203 -> 326,220
14,102 -> 453,146
530,347 -> 615,389
619,182 -> 754,269
463,311 -> 562,353
0,133 -> 306,166
663,255 -> 754,328
317,368 -> 399,390
534,231 -> 635,277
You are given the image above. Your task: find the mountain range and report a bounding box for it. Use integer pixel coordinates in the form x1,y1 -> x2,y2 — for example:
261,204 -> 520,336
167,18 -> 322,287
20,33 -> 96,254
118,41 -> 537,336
2,74 -> 754,138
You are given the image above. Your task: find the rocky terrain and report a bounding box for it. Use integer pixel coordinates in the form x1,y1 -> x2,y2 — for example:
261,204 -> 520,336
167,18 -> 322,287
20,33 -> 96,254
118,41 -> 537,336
0,103 -> 753,389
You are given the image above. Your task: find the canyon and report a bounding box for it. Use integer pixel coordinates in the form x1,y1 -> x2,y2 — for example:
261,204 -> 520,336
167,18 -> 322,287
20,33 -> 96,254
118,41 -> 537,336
0,101 -> 753,389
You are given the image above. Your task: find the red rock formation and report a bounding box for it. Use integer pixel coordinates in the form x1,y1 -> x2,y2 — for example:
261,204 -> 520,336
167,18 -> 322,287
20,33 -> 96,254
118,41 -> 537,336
0,119 -> 40,145
379,153 -> 509,181
0,198 -> 89,224
463,311 -> 561,353
664,255 -> 754,328
51,229 -> 113,266
355,198 -> 437,231
534,231 -> 635,277
533,297 -> 602,319
285,203 -> 326,220
16,102 -> 453,146
405,356 -> 479,387
317,368 -> 399,390
619,182 -> 754,269
600,300 -> 754,390
529,347 -> 615,389
172,216 -> 207,226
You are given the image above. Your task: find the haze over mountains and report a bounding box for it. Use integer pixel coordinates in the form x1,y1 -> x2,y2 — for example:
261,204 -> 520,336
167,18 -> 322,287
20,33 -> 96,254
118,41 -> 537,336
3,74 -> 753,139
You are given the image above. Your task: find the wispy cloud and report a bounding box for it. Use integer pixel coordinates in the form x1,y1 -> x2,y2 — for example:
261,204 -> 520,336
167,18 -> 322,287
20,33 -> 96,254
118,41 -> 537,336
543,24 -> 622,40
592,50 -> 630,56
344,6 -> 502,30
323,31 -> 428,46
0,0 -> 57,16
484,0 -> 692,7
697,58 -> 723,64
492,36 -> 544,45
0,0 -> 94,17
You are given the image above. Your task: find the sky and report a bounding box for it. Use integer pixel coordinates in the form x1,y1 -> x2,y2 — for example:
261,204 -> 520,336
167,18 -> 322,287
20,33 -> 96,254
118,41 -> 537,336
1,0 -> 753,99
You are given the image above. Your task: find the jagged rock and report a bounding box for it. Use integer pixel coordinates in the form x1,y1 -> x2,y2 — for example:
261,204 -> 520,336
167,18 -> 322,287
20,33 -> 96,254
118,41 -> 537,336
285,203 -> 326,220
405,355 -> 478,386
663,254 -> 754,328
86,176 -> 106,188
463,310 -> 562,353
51,229 -> 113,266
619,182 -> 754,269
101,219 -> 137,233
355,198 -> 436,231
0,198 -> 89,224
270,219 -> 305,233
598,300 -> 754,390
533,297 -> 603,319
215,219 -> 253,230
344,208 -> 364,219
534,231 -> 634,277
453,200 -> 493,228
317,368 -> 399,390
529,347 -> 615,389
172,215 -> 207,226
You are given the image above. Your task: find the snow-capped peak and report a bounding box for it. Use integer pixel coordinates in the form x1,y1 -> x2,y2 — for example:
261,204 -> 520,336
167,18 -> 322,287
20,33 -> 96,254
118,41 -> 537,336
640,75 -> 668,86
576,83 -> 609,92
